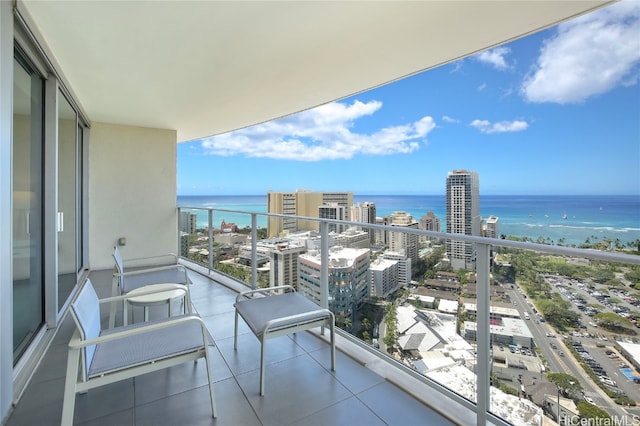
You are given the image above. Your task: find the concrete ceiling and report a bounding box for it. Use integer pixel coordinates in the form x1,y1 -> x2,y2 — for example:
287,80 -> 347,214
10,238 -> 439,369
18,1 -> 615,142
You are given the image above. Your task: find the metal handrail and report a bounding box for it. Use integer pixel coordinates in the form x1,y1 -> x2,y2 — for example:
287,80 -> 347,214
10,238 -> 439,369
177,205 -> 639,425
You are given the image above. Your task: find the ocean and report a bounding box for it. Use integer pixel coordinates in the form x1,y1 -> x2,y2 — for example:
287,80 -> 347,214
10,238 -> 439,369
177,194 -> 640,247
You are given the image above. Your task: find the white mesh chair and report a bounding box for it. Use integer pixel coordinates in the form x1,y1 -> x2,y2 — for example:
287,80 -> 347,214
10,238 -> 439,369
62,279 -> 216,425
110,246 -> 192,327
234,285 -> 335,396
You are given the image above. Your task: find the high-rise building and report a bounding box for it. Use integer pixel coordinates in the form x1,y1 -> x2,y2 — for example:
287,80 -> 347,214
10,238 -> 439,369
240,238 -> 306,289
333,228 -> 370,249
298,246 -> 370,327
382,252 -> 412,288
351,201 -> 377,244
319,203 -> 347,233
269,242 -> 306,290
446,170 -> 481,271
370,258 -> 400,299
179,211 -> 198,234
484,215 -> 499,239
374,216 -> 389,245
419,210 -> 441,242
267,190 -> 353,237
389,211 -> 419,266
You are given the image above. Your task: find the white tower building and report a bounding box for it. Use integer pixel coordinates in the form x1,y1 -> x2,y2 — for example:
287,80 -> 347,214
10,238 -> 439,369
446,170 -> 481,271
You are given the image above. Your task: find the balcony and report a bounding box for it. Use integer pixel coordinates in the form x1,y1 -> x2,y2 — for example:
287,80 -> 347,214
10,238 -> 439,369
6,209 -> 640,426
6,266 -> 458,426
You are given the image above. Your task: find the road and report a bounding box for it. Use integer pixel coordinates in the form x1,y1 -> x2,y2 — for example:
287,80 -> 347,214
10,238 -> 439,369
505,281 -> 634,420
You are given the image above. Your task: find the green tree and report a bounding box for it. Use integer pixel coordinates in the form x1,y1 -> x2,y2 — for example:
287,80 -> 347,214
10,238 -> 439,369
361,317 -> 371,334
537,294 -> 580,331
456,269 -> 469,285
594,312 -> 635,333
626,266 -> 640,285
547,372 -> 583,396
576,401 -> 612,421
344,316 -> 352,330
627,239 -> 640,253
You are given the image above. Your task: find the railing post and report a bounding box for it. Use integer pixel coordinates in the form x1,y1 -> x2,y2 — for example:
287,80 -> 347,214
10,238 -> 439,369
320,221 -> 329,309
208,209 -> 214,271
177,207 -> 181,257
251,213 -> 257,289
476,242 -> 491,425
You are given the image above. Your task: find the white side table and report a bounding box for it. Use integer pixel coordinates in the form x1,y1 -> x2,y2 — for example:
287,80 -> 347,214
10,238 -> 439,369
124,283 -> 189,325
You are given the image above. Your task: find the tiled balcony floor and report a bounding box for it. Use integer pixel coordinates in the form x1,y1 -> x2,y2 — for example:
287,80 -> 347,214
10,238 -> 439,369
6,268 -> 455,426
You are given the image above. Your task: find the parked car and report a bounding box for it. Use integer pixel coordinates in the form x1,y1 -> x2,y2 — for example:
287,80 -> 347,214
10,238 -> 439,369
600,377 -> 617,387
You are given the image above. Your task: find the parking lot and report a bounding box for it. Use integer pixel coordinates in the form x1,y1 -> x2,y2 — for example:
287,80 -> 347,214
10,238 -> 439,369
543,274 -> 640,403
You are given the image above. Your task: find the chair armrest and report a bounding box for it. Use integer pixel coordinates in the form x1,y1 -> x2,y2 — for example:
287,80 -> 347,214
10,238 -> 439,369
114,264 -> 188,278
122,253 -> 178,268
236,285 -> 294,303
69,314 -> 207,349
261,309 -> 334,335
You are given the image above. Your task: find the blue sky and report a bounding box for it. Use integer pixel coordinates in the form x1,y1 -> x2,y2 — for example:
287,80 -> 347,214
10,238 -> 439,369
178,0 -> 640,196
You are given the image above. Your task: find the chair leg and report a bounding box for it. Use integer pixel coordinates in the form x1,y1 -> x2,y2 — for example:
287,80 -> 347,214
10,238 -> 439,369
61,349 -> 80,426
234,310 -> 239,350
260,334 -> 267,396
203,347 -> 217,418
109,275 -> 120,328
185,285 -> 193,314
123,300 -> 129,326
330,318 -> 336,372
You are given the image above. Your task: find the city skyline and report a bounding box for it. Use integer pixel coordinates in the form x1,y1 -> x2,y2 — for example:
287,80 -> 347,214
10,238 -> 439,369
178,0 -> 640,197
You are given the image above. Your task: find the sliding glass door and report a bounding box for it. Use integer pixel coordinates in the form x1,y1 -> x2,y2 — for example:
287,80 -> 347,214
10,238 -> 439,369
12,51 -> 44,362
57,91 -> 78,310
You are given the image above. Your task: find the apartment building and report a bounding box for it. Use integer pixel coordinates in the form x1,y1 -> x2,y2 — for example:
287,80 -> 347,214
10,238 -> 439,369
389,211 -> 419,266
351,201 -> 377,244
319,203 -> 348,233
419,210 -> 441,242
484,215 -> 500,239
240,238 -> 306,289
446,170 -> 481,270
332,227 -> 370,250
382,252 -> 412,288
179,211 -> 198,234
267,190 -> 353,237
298,247 -> 370,325
370,257 -> 401,299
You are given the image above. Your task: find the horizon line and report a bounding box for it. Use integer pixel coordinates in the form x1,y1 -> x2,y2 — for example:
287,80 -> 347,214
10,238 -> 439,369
177,193 -> 639,197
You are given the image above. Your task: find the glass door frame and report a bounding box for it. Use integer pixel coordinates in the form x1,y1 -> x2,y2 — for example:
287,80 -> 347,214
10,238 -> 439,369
11,46 -> 45,363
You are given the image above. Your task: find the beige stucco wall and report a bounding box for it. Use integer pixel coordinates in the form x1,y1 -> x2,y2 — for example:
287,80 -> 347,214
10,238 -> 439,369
89,122 -> 177,270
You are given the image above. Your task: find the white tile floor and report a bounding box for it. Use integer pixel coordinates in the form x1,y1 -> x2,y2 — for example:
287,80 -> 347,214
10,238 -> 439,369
6,268 -> 455,426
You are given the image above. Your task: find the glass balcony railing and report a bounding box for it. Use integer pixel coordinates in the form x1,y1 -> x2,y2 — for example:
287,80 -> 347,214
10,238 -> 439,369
177,206 -> 640,426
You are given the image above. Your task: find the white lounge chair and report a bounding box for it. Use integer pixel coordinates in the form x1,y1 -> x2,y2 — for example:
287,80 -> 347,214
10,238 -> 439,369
110,246 -> 192,327
62,279 -> 216,425
234,285 -> 335,396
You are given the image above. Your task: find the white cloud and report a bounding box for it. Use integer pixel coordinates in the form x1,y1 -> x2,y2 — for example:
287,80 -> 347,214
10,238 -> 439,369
200,100 -> 435,161
470,119 -> 529,134
477,83 -> 487,92
450,60 -> 464,74
442,115 -> 460,123
521,0 -> 640,104
475,47 -> 512,70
